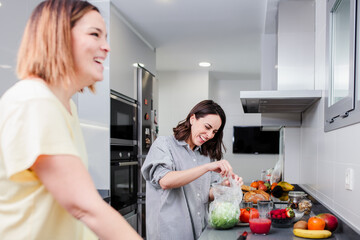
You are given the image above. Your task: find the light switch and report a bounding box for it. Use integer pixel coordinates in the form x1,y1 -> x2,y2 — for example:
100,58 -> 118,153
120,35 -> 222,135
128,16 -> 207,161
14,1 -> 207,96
345,168 -> 354,191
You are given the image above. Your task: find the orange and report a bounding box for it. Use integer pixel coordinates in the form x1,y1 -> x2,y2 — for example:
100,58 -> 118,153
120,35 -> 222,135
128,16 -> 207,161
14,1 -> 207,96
308,216 -> 326,230
250,181 -> 259,188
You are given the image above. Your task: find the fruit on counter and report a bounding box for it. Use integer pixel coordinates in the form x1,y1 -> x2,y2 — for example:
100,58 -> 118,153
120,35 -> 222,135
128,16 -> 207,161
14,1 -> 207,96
240,208 -> 259,223
270,185 -> 284,198
278,192 -> 289,201
293,220 -> 308,230
271,182 -> 278,191
308,216 -> 326,230
258,183 -> 268,191
250,181 -> 259,189
316,213 -> 338,232
249,180 -> 270,191
277,181 -> 295,191
285,207 -> 295,218
270,208 -> 294,220
264,182 -> 270,190
270,209 -> 287,219
293,229 -> 332,239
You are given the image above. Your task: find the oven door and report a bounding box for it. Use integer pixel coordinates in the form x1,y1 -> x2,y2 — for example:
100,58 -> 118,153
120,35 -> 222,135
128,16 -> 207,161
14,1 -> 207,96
110,90 -> 138,142
110,159 -> 138,215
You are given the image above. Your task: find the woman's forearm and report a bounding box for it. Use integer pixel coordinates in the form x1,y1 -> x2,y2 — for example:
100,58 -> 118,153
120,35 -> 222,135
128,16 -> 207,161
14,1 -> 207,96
80,199 -> 142,240
31,154 -> 142,240
159,164 -> 210,189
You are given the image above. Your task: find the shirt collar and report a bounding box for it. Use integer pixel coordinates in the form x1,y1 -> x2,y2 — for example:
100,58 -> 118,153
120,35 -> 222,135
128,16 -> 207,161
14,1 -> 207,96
172,135 -> 201,151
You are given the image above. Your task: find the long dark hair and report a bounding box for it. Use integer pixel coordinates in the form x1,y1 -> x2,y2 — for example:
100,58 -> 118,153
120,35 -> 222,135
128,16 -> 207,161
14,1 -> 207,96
173,100 -> 226,160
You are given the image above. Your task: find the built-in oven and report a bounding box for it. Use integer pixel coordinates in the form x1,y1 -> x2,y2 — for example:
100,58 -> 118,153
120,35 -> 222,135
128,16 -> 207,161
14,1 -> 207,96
110,144 -> 138,215
110,90 -> 139,231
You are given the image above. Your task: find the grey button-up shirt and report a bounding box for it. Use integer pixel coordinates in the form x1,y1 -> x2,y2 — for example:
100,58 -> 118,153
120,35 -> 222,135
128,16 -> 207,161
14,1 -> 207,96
141,136 -> 221,240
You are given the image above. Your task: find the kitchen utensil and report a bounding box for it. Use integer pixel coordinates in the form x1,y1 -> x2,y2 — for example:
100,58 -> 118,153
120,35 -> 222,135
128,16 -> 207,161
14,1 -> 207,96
237,231 -> 248,240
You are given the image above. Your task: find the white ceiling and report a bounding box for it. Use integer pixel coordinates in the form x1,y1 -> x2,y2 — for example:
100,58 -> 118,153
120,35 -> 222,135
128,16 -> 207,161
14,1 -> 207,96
111,0 -> 279,77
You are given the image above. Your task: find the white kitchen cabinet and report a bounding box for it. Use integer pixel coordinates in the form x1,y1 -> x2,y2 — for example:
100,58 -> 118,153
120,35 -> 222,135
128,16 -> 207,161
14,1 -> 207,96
109,4 -> 156,100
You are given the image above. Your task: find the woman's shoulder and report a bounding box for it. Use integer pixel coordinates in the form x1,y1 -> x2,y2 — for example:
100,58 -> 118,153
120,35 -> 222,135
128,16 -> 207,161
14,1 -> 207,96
1,79 -> 55,104
153,135 -> 172,146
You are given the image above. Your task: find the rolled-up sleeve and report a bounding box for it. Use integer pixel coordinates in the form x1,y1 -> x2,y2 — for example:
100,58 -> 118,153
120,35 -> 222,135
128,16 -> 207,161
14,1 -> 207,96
141,136 -> 175,189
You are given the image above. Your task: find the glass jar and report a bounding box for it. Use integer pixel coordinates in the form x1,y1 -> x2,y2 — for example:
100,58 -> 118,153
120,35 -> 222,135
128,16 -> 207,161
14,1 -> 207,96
288,191 -> 306,209
298,199 -> 312,215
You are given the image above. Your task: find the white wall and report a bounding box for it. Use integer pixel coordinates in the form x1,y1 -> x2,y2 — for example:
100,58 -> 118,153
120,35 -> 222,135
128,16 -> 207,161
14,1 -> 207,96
157,71 -> 209,136
209,75 -> 279,183
0,0 -> 42,96
299,0 -> 360,233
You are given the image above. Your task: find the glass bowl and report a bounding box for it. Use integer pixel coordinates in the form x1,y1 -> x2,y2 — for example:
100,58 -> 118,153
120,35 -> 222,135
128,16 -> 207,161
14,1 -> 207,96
271,217 -> 293,228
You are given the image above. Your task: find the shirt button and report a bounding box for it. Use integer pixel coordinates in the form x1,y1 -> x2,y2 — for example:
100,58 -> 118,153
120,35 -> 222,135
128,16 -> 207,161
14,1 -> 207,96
193,159 -> 196,162
197,212 -> 200,215
197,193 -> 200,197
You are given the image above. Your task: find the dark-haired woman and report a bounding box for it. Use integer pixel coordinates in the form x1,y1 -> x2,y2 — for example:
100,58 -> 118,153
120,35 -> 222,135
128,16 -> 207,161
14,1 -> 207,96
141,100 -> 243,240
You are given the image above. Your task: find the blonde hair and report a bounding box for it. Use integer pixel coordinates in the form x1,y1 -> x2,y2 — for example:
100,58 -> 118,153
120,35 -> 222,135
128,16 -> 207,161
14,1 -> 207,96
17,0 -> 99,92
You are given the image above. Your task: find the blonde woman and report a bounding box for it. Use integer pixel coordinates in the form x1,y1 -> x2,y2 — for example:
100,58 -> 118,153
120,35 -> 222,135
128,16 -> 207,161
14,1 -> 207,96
0,0 -> 142,239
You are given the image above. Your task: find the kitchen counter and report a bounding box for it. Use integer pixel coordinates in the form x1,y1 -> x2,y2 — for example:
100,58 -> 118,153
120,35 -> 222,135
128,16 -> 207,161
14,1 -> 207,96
199,223 -> 338,240
200,185 -> 360,240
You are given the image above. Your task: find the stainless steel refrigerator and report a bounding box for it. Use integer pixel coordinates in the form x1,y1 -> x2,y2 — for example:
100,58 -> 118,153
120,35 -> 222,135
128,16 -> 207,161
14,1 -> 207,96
136,66 -> 158,238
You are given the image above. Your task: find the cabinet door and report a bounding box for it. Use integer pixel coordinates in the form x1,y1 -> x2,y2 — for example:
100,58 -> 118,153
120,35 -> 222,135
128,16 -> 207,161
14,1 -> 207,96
109,6 -> 156,100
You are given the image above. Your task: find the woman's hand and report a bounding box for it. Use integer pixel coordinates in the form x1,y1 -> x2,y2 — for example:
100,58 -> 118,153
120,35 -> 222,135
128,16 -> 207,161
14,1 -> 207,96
221,174 -> 244,187
206,159 -> 234,177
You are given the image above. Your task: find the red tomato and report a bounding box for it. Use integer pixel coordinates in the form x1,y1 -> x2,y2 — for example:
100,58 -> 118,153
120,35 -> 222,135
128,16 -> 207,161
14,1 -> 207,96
240,208 -> 259,223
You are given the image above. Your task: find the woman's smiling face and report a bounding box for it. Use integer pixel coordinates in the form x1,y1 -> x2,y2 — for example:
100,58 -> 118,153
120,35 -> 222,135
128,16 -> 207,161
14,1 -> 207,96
71,10 -> 110,90
187,114 -> 222,150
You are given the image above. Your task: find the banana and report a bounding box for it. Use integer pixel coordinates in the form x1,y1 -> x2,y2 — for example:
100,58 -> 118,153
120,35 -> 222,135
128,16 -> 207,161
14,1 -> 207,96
278,181 -> 295,191
293,229 -> 332,239
279,192 -> 289,201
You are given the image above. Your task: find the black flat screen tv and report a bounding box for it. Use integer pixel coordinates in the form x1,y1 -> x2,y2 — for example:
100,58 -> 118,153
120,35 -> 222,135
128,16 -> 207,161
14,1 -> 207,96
232,126 -> 279,154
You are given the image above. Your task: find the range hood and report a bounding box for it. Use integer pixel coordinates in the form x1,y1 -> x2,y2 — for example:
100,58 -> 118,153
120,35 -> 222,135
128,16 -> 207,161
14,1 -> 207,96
240,90 -> 322,114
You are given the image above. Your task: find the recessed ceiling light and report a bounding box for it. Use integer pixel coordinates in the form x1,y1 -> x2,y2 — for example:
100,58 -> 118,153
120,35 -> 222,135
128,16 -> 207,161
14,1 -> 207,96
0,2 -> 2,7
0,64 -> 11,69
132,63 -> 145,67
199,62 -> 211,67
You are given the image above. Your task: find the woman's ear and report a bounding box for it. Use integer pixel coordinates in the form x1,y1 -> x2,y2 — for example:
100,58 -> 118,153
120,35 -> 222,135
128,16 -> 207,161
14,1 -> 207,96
189,114 -> 195,126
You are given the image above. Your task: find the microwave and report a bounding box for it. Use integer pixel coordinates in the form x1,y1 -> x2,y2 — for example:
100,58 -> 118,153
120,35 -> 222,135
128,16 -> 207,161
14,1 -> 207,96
110,90 -> 138,144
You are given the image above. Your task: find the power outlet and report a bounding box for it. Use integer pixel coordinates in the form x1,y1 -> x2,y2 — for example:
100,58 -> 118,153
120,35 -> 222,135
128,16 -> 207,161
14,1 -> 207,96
345,168 -> 354,191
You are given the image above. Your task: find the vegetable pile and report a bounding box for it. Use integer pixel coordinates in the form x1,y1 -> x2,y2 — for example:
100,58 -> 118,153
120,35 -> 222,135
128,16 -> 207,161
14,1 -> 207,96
208,201 -> 240,229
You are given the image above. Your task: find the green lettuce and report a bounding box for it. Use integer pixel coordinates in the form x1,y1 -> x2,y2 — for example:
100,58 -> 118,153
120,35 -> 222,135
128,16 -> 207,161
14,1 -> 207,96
208,201 -> 239,229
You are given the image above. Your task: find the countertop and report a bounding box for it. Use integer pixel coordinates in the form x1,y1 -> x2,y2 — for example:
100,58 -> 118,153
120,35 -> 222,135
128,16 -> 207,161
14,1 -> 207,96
199,224 -> 290,240
199,222 -> 337,240
199,185 -> 360,240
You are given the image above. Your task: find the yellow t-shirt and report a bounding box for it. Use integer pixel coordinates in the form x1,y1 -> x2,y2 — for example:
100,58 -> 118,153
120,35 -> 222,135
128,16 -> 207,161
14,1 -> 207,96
0,80 -> 97,240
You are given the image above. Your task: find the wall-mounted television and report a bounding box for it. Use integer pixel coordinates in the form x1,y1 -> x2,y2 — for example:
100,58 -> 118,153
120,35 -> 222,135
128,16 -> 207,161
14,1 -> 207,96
232,126 -> 280,154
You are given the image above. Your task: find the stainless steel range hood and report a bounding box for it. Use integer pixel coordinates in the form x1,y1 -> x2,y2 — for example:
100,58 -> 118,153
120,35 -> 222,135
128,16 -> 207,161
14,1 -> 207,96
240,90 -> 322,113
